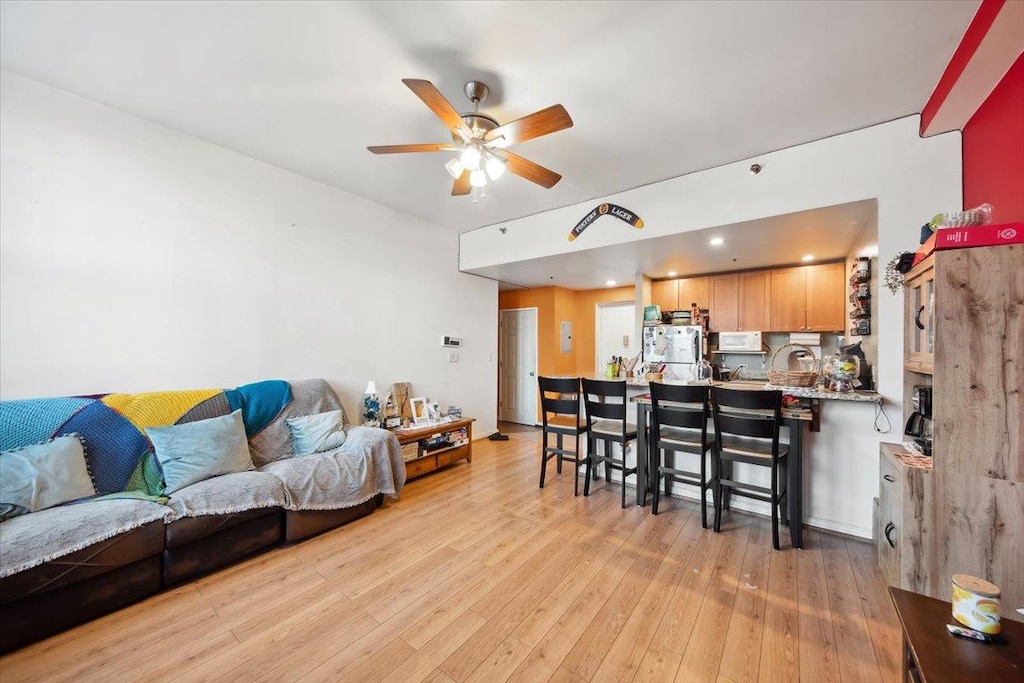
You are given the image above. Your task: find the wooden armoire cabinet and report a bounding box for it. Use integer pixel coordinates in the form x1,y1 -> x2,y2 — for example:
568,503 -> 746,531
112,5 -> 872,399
878,244 -> 1023,622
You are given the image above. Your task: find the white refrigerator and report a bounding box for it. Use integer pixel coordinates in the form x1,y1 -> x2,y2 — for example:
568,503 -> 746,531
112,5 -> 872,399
642,325 -> 703,380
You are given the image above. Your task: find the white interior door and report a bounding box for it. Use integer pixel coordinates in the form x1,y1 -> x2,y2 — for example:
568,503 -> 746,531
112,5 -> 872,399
498,308 -> 538,425
596,303 -> 638,372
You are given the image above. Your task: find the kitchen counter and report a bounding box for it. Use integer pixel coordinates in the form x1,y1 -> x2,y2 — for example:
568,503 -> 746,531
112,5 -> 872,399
585,375 -> 883,404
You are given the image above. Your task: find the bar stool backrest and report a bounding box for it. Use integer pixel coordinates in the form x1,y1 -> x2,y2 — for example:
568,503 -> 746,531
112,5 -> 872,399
538,376 -> 581,428
581,378 -> 628,425
710,386 -> 783,442
650,383 -> 709,432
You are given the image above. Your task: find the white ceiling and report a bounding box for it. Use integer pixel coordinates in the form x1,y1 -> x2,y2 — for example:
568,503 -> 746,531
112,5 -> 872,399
479,199 -> 878,290
0,1 -> 975,232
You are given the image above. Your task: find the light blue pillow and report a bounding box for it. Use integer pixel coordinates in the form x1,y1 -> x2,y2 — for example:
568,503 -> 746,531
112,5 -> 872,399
0,434 -> 96,513
286,410 -> 346,456
147,410 -> 255,494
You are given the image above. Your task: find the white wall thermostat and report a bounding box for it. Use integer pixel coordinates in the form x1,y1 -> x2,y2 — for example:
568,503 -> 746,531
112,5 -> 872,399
442,336 -> 462,348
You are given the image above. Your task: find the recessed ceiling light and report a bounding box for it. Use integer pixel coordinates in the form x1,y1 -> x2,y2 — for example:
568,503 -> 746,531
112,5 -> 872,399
802,254 -> 815,262
667,271 -> 677,277
709,237 -> 724,246
605,279 -> 617,287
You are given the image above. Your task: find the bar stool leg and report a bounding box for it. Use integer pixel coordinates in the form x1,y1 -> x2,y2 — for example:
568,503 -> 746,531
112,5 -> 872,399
539,431 -> 548,489
779,456 -> 789,526
605,440 -> 612,483
556,433 -> 564,474
771,461 -> 780,550
699,448 -> 708,529
584,434 -> 594,497
713,448 -> 723,533
652,445 -> 662,515
621,440 -> 628,508
573,431 -> 581,496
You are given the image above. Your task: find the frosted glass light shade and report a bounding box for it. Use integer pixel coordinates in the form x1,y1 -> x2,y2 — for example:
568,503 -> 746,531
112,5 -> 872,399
485,156 -> 507,180
459,145 -> 482,171
444,158 -> 464,179
469,169 -> 487,187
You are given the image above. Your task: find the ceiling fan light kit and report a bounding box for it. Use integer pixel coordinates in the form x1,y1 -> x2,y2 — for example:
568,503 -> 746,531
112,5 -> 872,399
368,78 -> 573,199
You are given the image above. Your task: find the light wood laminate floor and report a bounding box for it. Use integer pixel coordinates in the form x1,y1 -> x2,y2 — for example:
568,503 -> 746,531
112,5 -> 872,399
0,428 -> 901,683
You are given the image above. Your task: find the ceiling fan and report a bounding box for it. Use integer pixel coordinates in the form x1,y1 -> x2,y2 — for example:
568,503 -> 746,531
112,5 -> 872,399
368,79 -> 573,198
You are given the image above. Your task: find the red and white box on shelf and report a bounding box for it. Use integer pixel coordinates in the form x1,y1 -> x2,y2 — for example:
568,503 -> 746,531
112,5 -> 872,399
934,223 -> 1024,251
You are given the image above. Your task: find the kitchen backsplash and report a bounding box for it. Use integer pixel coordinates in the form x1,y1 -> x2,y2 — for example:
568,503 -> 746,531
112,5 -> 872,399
712,331 -> 846,380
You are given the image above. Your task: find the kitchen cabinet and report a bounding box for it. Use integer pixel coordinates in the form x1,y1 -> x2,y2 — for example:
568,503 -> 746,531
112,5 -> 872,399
769,268 -> 807,331
769,263 -> 844,332
677,277 -> 709,310
708,275 -> 738,332
650,276 -> 708,312
903,258 -> 935,374
710,272 -> 771,332
739,271 -> 771,331
806,263 -> 846,331
651,279 -> 678,312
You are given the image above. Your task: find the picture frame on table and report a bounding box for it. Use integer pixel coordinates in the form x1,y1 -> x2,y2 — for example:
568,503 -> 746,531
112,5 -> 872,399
409,397 -> 430,424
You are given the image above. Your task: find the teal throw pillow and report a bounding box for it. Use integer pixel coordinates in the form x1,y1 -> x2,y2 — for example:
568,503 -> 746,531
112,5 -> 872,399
147,410 -> 255,494
0,434 -> 96,513
286,410 -> 346,455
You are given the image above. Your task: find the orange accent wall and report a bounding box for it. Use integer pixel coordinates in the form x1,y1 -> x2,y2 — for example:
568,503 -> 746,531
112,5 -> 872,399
498,284 -> 637,421
572,286 -> 637,377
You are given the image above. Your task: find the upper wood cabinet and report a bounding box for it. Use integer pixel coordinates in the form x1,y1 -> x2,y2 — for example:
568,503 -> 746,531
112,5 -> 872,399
651,279 -> 678,312
805,263 -> 846,332
650,276 -> 709,312
739,271 -> 771,331
769,263 -> 845,332
769,268 -> 807,331
708,275 -> 738,332
677,277 -> 709,310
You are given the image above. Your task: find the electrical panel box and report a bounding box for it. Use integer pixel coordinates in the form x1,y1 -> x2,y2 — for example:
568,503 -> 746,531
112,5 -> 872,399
560,322 -> 573,353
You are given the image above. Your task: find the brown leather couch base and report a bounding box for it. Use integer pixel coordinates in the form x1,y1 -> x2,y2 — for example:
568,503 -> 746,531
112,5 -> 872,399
283,496 -> 379,543
165,507 -> 279,549
0,520 -> 165,605
162,510 -> 282,585
0,554 -> 162,654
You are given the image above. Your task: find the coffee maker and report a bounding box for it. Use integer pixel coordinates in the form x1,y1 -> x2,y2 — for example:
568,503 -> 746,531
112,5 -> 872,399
904,385 -> 933,455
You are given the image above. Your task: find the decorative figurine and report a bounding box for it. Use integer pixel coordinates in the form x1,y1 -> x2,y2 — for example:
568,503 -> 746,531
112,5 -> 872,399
362,381 -> 381,427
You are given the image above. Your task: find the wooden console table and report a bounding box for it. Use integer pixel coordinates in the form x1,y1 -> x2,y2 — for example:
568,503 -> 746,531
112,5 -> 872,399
396,418 -> 475,480
890,587 -> 1024,683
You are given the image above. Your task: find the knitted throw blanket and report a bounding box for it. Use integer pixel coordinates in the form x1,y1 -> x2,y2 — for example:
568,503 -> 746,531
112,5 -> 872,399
0,380 -> 292,502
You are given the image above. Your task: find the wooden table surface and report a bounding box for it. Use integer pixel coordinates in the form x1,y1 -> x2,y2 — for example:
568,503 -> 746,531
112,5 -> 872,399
890,587 -> 1024,683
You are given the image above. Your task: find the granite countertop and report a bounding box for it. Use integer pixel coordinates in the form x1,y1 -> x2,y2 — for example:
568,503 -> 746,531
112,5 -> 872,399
555,374 -> 882,404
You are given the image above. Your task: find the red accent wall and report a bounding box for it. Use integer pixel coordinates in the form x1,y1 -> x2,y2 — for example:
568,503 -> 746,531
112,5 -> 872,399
962,52 -> 1024,222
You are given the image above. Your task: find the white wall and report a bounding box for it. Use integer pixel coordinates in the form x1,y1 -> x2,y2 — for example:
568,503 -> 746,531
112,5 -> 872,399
0,71 -> 497,435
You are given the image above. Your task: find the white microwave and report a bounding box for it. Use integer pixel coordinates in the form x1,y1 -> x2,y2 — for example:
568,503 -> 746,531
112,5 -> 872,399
718,331 -> 763,352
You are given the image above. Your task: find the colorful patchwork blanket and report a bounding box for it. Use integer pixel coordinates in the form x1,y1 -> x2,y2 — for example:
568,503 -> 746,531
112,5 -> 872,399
0,380 -> 292,502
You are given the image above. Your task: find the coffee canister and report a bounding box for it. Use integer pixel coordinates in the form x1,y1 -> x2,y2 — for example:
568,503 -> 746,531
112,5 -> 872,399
952,574 -> 1001,634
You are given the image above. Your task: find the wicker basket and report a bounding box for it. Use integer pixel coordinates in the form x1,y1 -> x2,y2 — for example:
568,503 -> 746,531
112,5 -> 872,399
767,343 -> 819,388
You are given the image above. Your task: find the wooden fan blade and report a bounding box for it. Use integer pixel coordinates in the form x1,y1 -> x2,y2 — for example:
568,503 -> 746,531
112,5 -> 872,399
402,78 -> 473,140
492,150 -> 562,189
367,143 -> 456,154
452,169 -> 471,196
485,104 -> 573,147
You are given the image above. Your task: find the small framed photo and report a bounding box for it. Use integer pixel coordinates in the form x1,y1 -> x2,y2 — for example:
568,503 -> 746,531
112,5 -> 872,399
410,397 -> 430,424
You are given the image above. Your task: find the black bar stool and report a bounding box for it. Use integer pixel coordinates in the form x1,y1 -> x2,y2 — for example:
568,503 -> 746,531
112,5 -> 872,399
537,376 -> 588,495
581,378 -> 638,508
710,386 -> 788,550
649,382 -> 716,527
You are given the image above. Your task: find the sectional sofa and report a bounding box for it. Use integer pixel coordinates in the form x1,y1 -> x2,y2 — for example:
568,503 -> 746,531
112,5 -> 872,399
0,378 -> 404,652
